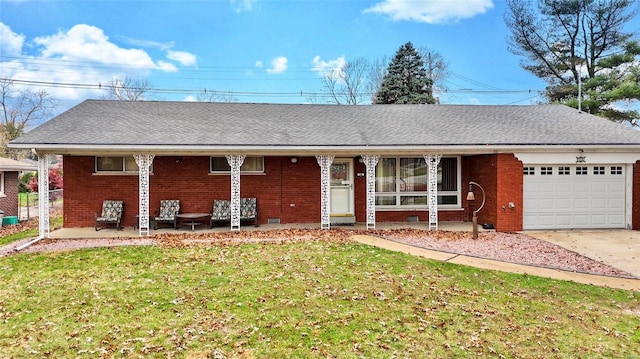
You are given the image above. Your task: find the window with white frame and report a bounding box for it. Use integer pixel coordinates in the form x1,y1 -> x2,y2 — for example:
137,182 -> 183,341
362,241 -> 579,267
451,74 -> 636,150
95,156 -> 146,173
210,156 -> 264,173
375,156 -> 460,208
0,172 -> 4,196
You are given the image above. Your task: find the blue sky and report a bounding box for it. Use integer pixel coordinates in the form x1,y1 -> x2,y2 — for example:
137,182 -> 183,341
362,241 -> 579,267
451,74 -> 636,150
1,0 -> 638,114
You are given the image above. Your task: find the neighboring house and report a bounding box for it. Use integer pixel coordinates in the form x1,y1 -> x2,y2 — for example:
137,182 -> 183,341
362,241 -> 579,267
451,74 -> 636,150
9,100 -> 640,236
0,157 -> 37,217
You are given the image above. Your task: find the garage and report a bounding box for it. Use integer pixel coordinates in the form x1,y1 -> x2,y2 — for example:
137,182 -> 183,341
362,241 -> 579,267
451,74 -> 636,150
523,164 -> 627,230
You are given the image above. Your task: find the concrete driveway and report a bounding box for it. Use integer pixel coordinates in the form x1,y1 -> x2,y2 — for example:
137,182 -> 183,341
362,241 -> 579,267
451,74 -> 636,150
527,230 -> 640,278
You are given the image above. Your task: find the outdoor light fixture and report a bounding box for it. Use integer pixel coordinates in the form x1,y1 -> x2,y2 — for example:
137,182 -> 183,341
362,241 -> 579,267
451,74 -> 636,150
290,157 -> 298,163
467,181 -> 485,239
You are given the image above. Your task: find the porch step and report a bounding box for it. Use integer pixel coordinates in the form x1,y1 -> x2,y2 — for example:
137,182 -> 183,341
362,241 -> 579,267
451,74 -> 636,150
330,215 -> 356,225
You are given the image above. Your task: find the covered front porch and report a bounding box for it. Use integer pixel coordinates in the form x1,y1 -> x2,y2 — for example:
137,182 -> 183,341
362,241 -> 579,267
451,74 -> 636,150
35,152 -> 478,239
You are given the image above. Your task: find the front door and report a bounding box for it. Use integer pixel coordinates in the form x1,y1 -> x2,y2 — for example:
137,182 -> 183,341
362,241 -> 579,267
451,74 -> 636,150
330,159 -> 354,217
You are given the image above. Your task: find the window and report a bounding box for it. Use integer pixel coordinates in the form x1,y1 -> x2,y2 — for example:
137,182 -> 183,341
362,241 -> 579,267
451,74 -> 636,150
541,167 -> 553,175
523,167 -> 535,175
95,156 -> 142,173
576,166 -> 588,175
593,166 -> 605,175
558,166 -> 570,175
375,156 -> 459,208
210,156 -> 264,173
611,166 -> 623,175
0,172 -> 4,196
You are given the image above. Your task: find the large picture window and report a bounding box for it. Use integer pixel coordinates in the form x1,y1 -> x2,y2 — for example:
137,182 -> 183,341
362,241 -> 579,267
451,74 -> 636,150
375,156 -> 460,208
95,156 -> 143,173
210,156 -> 264,173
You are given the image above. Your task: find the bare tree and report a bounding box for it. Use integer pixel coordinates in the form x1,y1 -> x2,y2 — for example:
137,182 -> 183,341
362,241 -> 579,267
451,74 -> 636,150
195,89 -> 238,103
418,47 -> 450,102
1,79 -> 56,158
322,57 -> 371,105
102,76 -> 152,101
367,56 -> 389,104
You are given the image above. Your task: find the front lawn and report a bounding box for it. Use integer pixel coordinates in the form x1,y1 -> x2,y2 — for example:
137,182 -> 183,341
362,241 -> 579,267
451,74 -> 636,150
0,215 -> 63,247
0,240 -> 638,358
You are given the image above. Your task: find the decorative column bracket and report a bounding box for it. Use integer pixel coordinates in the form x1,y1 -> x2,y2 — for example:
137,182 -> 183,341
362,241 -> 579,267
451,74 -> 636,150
134,154 -> 155,236
424,154 -> 441,231
38,154 -> 54,239
226,155 -> 246,231
361,155 -> 380,230
315,155 -> 334,230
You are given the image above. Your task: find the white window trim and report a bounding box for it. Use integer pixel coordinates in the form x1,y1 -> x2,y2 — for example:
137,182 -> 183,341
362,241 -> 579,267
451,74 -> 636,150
375,156 -> 461,210
0,172 -> 5,197
94,156 -> 152,175
209,156 -> 265,174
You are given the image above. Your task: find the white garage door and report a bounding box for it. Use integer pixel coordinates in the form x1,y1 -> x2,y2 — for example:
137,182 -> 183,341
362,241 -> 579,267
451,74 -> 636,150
523,165 -> 626,230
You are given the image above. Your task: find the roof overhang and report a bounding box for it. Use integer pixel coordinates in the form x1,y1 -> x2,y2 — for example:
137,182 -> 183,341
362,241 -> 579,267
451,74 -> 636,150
12,143 -> 640,157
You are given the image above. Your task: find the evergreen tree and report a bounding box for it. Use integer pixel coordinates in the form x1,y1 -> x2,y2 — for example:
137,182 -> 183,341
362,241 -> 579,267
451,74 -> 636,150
505,0 -> 640,126
375,42 -> 435,104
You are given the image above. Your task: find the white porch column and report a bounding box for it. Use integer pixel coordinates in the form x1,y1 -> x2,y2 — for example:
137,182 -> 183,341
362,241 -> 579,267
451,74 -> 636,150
424,154 -> 441,230
38,154 -> 53,238
134,154 -> 155,236
226,155 -> 246,231
315,155 -> 334,230
361,155 -> 380,230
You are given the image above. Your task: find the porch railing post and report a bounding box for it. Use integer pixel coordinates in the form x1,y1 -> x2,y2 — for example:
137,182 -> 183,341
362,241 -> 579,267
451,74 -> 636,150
361,155 -> 380,230
315,155 -> 334,230
424,154 -> 442,231
226,155 -> 246,231
38,154 -> 53,238
134,154 -> 155,236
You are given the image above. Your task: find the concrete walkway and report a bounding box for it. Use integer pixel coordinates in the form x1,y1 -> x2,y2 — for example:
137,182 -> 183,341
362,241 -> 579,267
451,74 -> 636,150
351,235 -> 640,292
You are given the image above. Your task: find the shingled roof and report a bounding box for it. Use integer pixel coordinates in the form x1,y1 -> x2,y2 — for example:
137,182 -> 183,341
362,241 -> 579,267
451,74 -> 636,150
10,100 -> 640,154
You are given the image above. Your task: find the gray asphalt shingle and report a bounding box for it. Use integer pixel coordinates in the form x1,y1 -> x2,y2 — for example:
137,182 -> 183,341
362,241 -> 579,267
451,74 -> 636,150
11,100 -> 640,148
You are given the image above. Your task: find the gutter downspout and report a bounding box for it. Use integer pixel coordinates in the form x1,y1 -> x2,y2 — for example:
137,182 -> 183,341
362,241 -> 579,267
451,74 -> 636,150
14,236 -> 45,252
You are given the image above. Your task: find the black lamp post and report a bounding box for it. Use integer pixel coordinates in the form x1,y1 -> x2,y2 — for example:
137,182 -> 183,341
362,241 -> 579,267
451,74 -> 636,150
466,181 -> 485,239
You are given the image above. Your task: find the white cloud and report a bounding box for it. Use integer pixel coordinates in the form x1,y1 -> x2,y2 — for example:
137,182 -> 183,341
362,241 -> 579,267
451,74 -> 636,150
311,55 -> 346,78
0,22 -> 190,101
183,95 -> 198,102
255,60 -> 263,68
0,23 -> 24,56
34,24 -> 172,71
266,56 -> 288,74
167,50 -> 197,66
364,0 -> 494,24
230,0 -> 257,13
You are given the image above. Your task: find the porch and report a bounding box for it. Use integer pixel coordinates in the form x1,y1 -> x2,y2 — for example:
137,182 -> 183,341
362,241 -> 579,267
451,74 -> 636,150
48,221 -> 485,239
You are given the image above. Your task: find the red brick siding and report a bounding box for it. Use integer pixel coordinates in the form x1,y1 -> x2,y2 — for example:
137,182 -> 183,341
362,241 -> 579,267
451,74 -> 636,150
0,171 -> 20,217
64,155 -> 478,228
462,154 -> 523,232
64,155 -> 323,227
495,154 -> 523,232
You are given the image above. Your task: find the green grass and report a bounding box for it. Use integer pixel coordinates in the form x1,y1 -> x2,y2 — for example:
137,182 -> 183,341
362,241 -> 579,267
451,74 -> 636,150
1,241 -> 639,358
0,216 -> 63,247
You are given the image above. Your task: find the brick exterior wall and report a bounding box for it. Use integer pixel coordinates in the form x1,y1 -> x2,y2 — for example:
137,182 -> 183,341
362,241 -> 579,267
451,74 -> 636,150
463,154 -> 523,232
64,155 -> 474,228
64,155 -> 325,228
0,171 -> 20,217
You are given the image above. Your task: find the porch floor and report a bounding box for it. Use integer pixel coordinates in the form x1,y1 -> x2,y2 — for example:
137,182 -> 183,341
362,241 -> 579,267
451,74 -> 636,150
50,221 -> 486,239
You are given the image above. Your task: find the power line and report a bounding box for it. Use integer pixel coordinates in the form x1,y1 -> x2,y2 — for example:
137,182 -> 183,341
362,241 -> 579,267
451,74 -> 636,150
4,78 -> 541,98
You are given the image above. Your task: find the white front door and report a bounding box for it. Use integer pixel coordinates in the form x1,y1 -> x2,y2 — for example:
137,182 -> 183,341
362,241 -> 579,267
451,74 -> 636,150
330,159 -> 354,216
